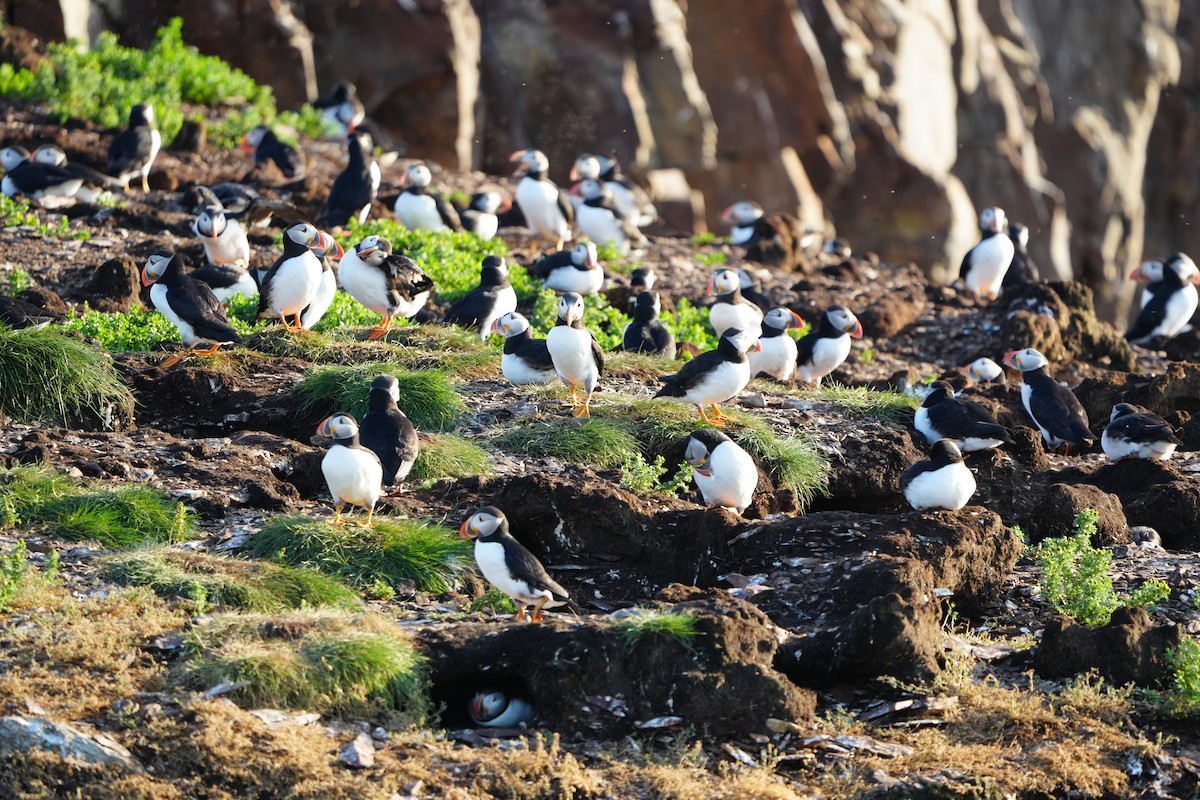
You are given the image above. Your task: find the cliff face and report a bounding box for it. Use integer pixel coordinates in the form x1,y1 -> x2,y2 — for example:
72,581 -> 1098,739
4,0 -> 1190,321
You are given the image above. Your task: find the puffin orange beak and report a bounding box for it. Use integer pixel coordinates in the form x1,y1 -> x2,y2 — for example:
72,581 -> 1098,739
1002,350 -> 1020,368
470,694 -> 486,720
751,339 -> 763,352
357,244 -> 377,257
489,317 -> 504,335
498,194 -> 513,213
719,205 -> 736,224
1129,265 -> 1143,280
789,310 -> 804,329
568,181 -> 583,198
458,520 -> 474,539
705,275 -> 716,296
509,150 -> 529,178
569,163 -> 581,181
140,265 -> 155,287
239,133 -> 252,154
316,417 -> 333,437
319,232 -> 345,260
847,320 -> 863,338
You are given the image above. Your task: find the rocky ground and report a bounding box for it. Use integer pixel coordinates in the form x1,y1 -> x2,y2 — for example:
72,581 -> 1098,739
3,102 -> 1200,799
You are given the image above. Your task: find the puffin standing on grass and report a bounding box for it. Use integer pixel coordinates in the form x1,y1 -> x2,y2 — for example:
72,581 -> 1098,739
1125,253 -> 1200,346
359,374 -> 419,494
546,292 -> 604,418
914,380 -> 1011,452
298,234 -> 345,330
707,268 -> 764,339
257,221 -> 334,331
320,131 -> 380,228
1003,348 -> 1094,453
316,412 -> 383,527
108,103 -> 160,192
459,506 -> 571,622
794,305 -> 862,387
656,328 -> 760,426
510,149 -> 573,250
1102,404 -> 1181,462
749,307 -> 804,383
456,191 -> 511,241
393,163 -> 462,232
491,312 -> 558,385
902,440 -> 977,511
339,235 -> 434,339
239,125 -> 306,181
443,255 -> 517,340
141,253 -> 241,368
620,291 -> 675,360
529,241 -> 603,296
684,429 -> 758,515
958,207 -> 1015,300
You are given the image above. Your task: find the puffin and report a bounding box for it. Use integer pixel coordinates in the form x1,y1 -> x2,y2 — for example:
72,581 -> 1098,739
1003,348 -> 1094,453
459,506 -> 571,622
572,178 -> 648,256
393,163 -> 462,232
1,145 -> 83,202
141,253 -> 241,367
188,262 -> 258,304
1002,222 -> 1040,288
455,190 -> 511,241
257,221 -> 332,331
193,183 -> 287,229
707,268 -> 764,339
338,235 -> 434,339
319,130 -> 380,228
719,200 -> 805,270
529,241 -> 603,295
469,690 -> 534,728
1125,252 -> 1200,346
901,440 -> 977,511
239,125 -> 306,180
1130,258 -> 1167,310
748,307 -> 804,383
1102,403 -> 1180,462
958,206 -> 1015,299
191,205 -> 251,268
965,357 -> 1006,385
914,380 -> 1012,452
298,234 -> 344,330
491,311 -> 558,385
510,149 -> 573,249
737,268 -> 773,311
655,328 -> 760,426
443,255 -> 517,340
621,291 -> 676,360
316,412 -> 384,527
30,144 -> 123,202
546,292 -> 605,418
684,429 -> 758,515
570,152 -> 656,227
313,81 -> 366,138
630,266 -> 656,293
108,103 -> 161,192
0,295 -> 60,329
794,305 -> 862,387
359,374 -> 419,493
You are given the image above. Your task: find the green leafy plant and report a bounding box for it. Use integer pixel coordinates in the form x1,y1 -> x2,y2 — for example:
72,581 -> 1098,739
2,268 -> 30,295
689,232 -> 719,247
615,608 -> 701,650
0,194 -> 87,239
661,297 -> 720,354
0,540 -> 30,612
1162,637 -> 1200,716
802,383 -> 918,419
695,251 -> 727,267
618,452 -> 691,497
470,588 -> 518,613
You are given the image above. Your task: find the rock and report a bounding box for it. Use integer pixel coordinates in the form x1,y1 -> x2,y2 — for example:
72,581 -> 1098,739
1035,606 -> 1185,687
858,283 -> 926,340
0,716 -> 142,772
338,732 -> 376,769
1081,459 -> 1200,551
168,118 -> 207,153
815,421 -> 925,513
1020,484 -> 1128,546
67,258 -> 141,314
0,22 -> 48,72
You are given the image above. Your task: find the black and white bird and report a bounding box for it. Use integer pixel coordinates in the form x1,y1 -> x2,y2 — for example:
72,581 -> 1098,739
1125,252 -> 1199,346
459,506 -> 571,622
316,412 -> 383,527
443,255 -> 517,340
721,201 -> 766,246
257,221 -> 333,331
719,200 -> 808,270
620,291 -> 675,360
570,152 -> 656,227
794,305 -> 862,387
1102,403 -> 1180,462
393,163 -> 463,232
313,81 -> 366,138
108,103 -> 161,192
684,429 -> 758,515
456,190 -> 511,241
958,206 -> 1015,299
737,268 -> 773,311
30,144 -> 123,202
965,357 -> 1006,385
469,690 -> 534,728
1130,259 -> 1167,310
655,328 -> 759,426
914,380 -> 1011,452
529,241 -> 603,295
359,374 -> 419,493
239,125 -> 306,180
749,307 -> 804,383
491,311 -> 558,385
1001,222 -> 1040,288
1,145 -> 83,203
141,253 -> 241,367
319,131 -> 380,228
1003,348 -> 1094,452
192,205 -> 251,268
707,268 -> 764,339
0,295 -> 59,329
339,235 -> 434,340
572,178 -> 648,256
299,236 -> 343,331
510,149 -> 573,249
901,440 -> 976,511
546,292 -> 604,418
188,262 -> 258,304
630,266 -> 656,293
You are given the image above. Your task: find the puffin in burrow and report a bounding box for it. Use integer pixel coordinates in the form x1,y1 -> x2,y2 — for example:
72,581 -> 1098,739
316,412 -> 383,527
1003,348 -> 1094,453
620,291 -> 676,360
748,307 -> 805,383
737,268 -> 773,311
901,440 -> 977,511
469,690 -> 534,728
339,234 -> 434,339
359,374 -> 419,493
914,380 -> 1012,452
455,190 -> 511,241
510,149 -> 574,249
684,429 -> 758,515
239,124 -> 306,181
719,200 -> 806,271
459,506 -> 572,622
1,145 -> 84,203
393,163 -> 463,232
30,144 -> 123,203
546,292 -> 605,418
965,357 -> 1006,385
257,221 -> 334,331
319,130 -> 380,228
1125,252 -> 1200,346
570,152 -> 657,227
298,233 -> 345,330
707,268 -> 764,339
794,305 -> 863,387
572,178 -> 649,256
529,241 -> 603,296
313,81 -> 366,138
1001,222 -> 1040,288
108,103 -> 161,192
141,252 -> 241,367
655,327 -> 760,426
191,204 -> 251,269
958,206 -> 1015,299
443,255 -> 517,340
1102,403 -> 1181,462
491,311 -> 558,385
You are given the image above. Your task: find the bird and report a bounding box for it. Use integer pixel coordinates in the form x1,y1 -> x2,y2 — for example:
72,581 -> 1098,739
313,81 -> 366,138
1130,258 -> 1167,310
443,255 -> 517,340
1002,222 -> 1040,288
108,103 -> 161,192
901,440 -> 977,511
630,266 -> 656,293
459,506 -> 571,622
30,144 -> 123,203
1102,403 -> 1180,462
570,152 -> 656,226
469,690 -> 534,728
141,252 -> 241,368
965,357 -> 1006,385
749,307 -> 804,383
621,291 -> 676,360
455,190 -> 511,241
491,311 -> 558,385
359,374 -> 419,493
546,292 -> 605,418
718,201 -> 806,270
187,262 -> 258,304
572,178 -> 648,256
316,412 -> 383,526
794,305 -> 862,387
684,429 -> 758,514
1125,253 -> 1199,346
298,236 -> 344,331
193,183 -> 292,229
529,241 -> 603,296
239,125 -> 306,180
655,328 -> 760,426
393,163 -> 463,232
257,221 -> 332,331
0,295 -> 60,329
707,268 -> 764,339
914,380 -> 1011,452
737,268 -> 773,311
1,145 -> 83,203
958,206 -> 1015,299
510,149 -> 573,249
338,235 -> 434,340
191,205 -> 251,269
1003,348 -> 1094,453
319,130 -> 380,228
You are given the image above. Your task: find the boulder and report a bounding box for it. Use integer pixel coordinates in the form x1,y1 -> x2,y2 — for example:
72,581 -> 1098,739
1019,484 -> 1128,546
0,716 -> 142,773
1035,606 -> 1185,687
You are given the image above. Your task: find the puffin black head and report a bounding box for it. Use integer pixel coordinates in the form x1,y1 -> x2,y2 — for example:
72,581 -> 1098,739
141,252 -> 182,286
762,307 -> 804,332
490,311 -> 531,338
684,429 -> 733,477
719,200 -> 763,227
556,292 -> 585,326
632,291 -> 661,321
129,103 -> 155,129
369,374 -> 401,406
570,154 -> 600,181
706,268 -> 740,297
347,130 -> 373,159
353,234 -> 393,265
921,380 -> 955,407
458,505 -> 508,539
573,178 -> 608,203
717,328 -> 761,357
316,412 -> 360,443
928,439 -> 965,465
630,266 -> 656,291
469,190 -> 510,215
824,305 -> 863,338
192,207 -> 227,241
1008,222 -> 1029,250
31,145 -> 67,167
480,255 -> 508,285
1109,403 -> 1143,423
1165,252 -> 1200,285
404,163 -> 432,190
1002,348 -> 1048,373
0,146 -> 30,170
571,242 -> 599,269
979,206 -> 1007,235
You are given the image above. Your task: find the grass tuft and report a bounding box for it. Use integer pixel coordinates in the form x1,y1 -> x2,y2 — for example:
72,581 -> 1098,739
801,384 -> 918,419
297,364 -> 465,431
410,433 -> 492,482
493,417 -> 638,469
615,608 -> 701,650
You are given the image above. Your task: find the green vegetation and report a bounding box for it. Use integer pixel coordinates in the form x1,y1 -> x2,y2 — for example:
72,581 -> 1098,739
615,608 -> 701,650
0,540 -> 58,612
0,325 -> 134,428
494,418 -> 639,470
528,291 -> 718,354
618,452 -> 692,497
695,251 -> 727,267
470,588 -> 518,614
801,383 -> 918,419
409,433 -> 492,483
689,232 -> 720,247
1162,638 -> 1200,716
0,194 -> 86,239
297,364 -> 465,431
2,267 -> 30,295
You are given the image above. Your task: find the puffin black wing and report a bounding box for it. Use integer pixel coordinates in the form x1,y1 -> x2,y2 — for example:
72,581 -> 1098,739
320,167 -> 372,228
655,350 -> 723,397
383,254 -> 434,307
435,195 -> 464,232
0,295 -> 60,328
794,330 -> 819,369
108,127 -> 154,180
359,408 -> 418,485
1112,414 -> 1180,445
513,338 -> 556,371
170,277 -> 242,343
190,263 -> 255,293
1125,294 -> 1169,343
556,187 -> 575,227
505,538 -> 570,600
1029,380 -> 1093,444
591,334 -> 605,377
529,250 -> 574,279
928,399 -> 1012,442
444,287 -> 493,327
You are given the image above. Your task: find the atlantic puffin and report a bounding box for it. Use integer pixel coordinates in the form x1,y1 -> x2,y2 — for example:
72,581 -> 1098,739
319,131 -> 380,227
313,81 -> 366,138
914,380 -> 1011,452
1002,222 -> 1040,288
443,255 -> 517,340
1130,259 -> 1167,310
30,144 -> 123,202
108,103 -> 161,192
707,268 -> 764,339
192,205 -> 251,268
188,262 -> 258,304
1125,252 -> 1199,346
1003,348 -> 1094,452
958,207 -> 1015,299
684,429 -> 758,515
719,201 -> 805,270
393,163 -> 462,232
630,266 -> 656,293
338,235 -> 434,339
194,183 -> 281,229
529,241 -> 603,295
510,149 -> 573,249
621,291 -> 675,360
491,312 -> 557,385
298,234 -> 344,330
546,292 -> 605,418
239,125 -> 306,180
737,268 -> 773,311
316,412 -> 383,527
141,253 -> 241,367
0,295 -> 60,329
459,506 -> 571,622
1,145 -> 83,202
359,374 -> 419,493
901,440 -> 976,511
257,221 -> 330,331
655,328 -> 760,426
965,357 -> 1006,385
794,305 -> 862,387
455,190 -> 511,241
469,690 -> 534,728
748,307 -> 804,383
570,152 -> 656,227
572,178 -> 648,256
1102,403 -> 1180,462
